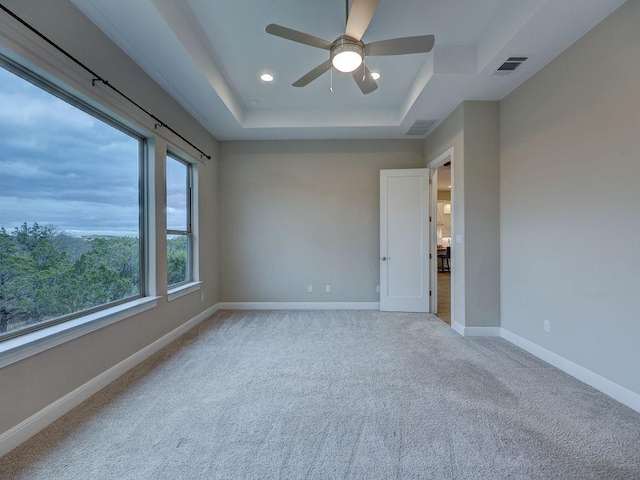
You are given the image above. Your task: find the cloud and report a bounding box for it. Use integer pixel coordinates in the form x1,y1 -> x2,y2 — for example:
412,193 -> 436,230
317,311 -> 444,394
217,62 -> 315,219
0,66 -> 188,237
166,157 -> 188,230
0,92 -> 96,129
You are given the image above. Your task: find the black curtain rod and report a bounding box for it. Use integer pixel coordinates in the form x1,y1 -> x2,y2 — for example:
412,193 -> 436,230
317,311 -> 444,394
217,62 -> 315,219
0,4 -> 212,160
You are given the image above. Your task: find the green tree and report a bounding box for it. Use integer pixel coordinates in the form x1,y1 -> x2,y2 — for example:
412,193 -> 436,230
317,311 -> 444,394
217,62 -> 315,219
68,257 -> 131,311
85,237 -> 140,292
0,223 -> 140,335
167,236 -> 187,286
13,223 -> 74,323
0,227 -> 36,332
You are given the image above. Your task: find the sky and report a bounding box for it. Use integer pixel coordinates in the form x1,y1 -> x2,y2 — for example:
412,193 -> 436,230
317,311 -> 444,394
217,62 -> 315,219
0,65 -> 186,237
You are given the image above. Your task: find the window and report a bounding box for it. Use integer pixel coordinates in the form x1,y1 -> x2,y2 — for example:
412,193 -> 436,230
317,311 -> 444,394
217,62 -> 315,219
0,60 -> 145,340
166,154 -> 194,288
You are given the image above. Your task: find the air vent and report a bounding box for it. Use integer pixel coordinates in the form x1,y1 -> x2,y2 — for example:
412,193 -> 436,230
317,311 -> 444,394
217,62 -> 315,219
405,120 -> 437,136
494,55 -> 529,76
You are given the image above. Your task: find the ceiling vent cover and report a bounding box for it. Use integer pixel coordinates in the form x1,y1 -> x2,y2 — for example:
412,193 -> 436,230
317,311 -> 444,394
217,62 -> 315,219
494,56 -> 529,75
406,120 -> 437,136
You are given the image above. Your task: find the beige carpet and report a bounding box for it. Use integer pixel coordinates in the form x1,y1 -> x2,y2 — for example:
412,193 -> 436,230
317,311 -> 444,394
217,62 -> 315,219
1,310 -> 639,479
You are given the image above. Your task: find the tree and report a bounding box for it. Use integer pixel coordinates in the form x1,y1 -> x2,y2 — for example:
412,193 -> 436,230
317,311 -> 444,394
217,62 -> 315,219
0,222 -> 191,336
0,228 -> 36,332
84,237 -> 140,292
0,223 -> 139,335
167,236 -> 187,286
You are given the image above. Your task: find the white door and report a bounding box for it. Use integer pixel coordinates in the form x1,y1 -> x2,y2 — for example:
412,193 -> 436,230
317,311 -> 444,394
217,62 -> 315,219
380,169 -> 430,312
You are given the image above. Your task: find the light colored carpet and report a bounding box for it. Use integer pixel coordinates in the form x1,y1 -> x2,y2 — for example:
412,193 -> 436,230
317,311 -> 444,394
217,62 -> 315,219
1,310 -> 639,479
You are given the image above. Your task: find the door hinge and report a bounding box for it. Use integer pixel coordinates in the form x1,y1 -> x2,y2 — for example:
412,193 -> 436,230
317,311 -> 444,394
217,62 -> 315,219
429,179 -> 432,185
429,216 -> 432,222
429,253 -> 432,259
429,290 -> 432,297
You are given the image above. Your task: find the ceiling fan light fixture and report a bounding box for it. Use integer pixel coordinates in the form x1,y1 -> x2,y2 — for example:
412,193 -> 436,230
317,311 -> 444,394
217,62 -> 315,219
371,72 -> 380,80
332,51 -> 362,72
331,36 -> 364,73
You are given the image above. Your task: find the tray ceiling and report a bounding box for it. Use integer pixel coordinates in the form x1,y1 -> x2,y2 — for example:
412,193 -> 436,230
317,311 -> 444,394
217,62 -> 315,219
71,0 -> 625,140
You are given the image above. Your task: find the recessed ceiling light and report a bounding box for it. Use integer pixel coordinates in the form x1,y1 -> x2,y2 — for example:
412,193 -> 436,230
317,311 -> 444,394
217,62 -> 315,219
371,72 -> 381,80
248,99 -> 258,106
260,73 -> 274,82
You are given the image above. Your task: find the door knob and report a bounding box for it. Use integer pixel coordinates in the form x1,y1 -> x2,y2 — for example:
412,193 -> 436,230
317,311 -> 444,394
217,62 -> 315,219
380,256 -> 390,261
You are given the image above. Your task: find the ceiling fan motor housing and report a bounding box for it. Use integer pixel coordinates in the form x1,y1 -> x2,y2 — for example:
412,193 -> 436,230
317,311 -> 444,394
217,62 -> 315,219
331,36 -> 365,72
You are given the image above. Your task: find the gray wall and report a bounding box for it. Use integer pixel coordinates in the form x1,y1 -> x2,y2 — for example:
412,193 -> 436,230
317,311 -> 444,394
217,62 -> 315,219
0,0 -> 219,433
424,105 -> 466,325
424,101 -> 500,328
463,102 -> 500,327
219,140 -> 424,302
500,0 -> 640,394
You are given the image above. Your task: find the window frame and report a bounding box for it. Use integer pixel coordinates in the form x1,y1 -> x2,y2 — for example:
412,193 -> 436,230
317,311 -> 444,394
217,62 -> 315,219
0,55 -> 148,342
165,151 -> 195,290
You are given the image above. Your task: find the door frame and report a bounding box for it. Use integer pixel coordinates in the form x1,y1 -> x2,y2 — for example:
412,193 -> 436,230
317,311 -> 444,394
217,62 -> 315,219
427,147 -> 455,325
429,168 -> 438,314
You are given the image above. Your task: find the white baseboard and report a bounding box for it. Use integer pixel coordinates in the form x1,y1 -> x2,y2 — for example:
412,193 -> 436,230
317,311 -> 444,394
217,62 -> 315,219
0,304 -> 220,458
451,321 -> 465,336
217,302 -> 380,311
451,321 -> 501,337
465,326 -> 502,337
500,328 -> 640,414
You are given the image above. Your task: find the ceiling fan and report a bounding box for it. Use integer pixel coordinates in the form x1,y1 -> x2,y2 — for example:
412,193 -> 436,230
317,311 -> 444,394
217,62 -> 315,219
265,0 -> 435,94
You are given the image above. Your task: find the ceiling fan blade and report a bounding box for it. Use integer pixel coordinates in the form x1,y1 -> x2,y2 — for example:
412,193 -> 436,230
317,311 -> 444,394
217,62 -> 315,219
352,65 -> 378,94
345,0 -> 379,41
266,24 -> 332,50
366,35 -> 435,56
293,60 -> 333,87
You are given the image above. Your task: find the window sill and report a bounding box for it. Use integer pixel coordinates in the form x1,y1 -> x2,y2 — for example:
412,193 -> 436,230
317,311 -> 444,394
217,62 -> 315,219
0,296 -> 161,370
167,281 -> 202,302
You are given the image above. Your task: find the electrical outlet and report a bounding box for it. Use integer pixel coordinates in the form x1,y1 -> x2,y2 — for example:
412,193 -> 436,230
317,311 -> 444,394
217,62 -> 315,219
544,319 -> 550,332
376,285 -> 380,293
325,285 -> 331,293
307,285 -> 313,293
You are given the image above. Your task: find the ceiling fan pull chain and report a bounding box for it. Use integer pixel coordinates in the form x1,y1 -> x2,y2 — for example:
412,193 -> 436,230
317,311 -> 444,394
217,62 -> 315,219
363,55 -> 366,81
330,66 -> 334,93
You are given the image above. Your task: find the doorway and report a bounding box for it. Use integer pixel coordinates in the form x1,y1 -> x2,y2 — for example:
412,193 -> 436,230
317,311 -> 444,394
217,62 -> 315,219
428,148 -> 454,326
434,163 -> 452,324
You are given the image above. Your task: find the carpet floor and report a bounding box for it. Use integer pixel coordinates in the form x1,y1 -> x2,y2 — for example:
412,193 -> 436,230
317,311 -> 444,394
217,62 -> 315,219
1,310 -> 639,479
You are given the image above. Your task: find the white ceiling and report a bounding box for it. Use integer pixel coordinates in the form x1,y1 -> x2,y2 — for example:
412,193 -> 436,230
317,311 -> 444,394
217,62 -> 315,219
71,0 -> 625,141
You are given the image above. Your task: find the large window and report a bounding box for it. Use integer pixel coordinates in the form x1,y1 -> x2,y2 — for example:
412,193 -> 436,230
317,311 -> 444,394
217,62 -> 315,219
166,154 -> 193,288
0,61 -> 144,340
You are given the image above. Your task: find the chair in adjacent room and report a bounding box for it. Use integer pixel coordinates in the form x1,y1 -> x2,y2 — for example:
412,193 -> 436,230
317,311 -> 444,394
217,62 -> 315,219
438,246 -> 451,272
